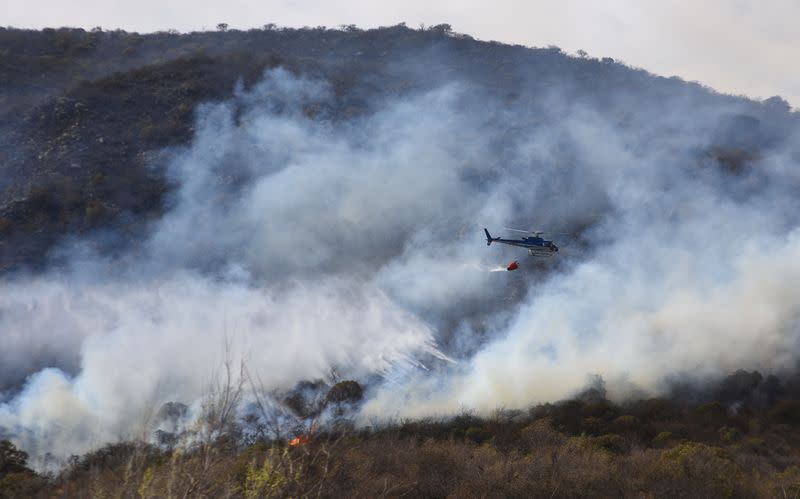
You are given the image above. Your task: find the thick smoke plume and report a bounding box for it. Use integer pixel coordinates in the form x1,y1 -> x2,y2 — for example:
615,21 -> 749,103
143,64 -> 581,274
1,65 -> 799,464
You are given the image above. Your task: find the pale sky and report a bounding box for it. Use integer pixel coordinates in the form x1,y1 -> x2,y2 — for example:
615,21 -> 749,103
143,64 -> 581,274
4,0 -> 799,106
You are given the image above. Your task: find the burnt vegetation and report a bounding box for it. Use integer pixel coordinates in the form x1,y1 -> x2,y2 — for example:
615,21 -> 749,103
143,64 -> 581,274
4,372 -> 800,497
0,23 -> 795,272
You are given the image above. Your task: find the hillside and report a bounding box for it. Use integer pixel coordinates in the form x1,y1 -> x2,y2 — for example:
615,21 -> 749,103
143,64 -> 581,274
2,23 -> 800,497
1,24 -> 793,271
5,377 -> 800,497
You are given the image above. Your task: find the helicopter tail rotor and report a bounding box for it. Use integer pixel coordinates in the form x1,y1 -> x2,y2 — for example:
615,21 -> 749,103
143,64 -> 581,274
484,228 -> 495,246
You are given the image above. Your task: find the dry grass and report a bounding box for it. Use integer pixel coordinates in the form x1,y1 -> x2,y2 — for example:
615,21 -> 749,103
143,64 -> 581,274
5,412 -> 800,498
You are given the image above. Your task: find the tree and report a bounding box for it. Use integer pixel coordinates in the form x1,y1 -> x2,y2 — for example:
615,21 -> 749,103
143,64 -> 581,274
0,440 -> 31,474
217,23 -> 229,32
430,24 -> 453,35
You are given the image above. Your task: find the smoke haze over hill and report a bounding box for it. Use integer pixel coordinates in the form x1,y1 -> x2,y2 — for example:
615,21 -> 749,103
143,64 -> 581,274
1,27 -> 800,466
6,1 -> 800,105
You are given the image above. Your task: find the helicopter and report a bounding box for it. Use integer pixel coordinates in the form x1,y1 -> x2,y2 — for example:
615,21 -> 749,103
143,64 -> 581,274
484,227 -> 560,257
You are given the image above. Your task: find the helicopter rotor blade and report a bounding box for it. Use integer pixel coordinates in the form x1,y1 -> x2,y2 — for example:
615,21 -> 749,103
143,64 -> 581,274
504,227 -> 538,234
504,226 -> 578,236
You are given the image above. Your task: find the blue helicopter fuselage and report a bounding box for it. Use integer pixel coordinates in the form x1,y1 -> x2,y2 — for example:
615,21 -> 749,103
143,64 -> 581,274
484,228 -> 559,256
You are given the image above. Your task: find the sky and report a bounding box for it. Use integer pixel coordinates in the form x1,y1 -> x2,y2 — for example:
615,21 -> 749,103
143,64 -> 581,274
4,1 -> 800,106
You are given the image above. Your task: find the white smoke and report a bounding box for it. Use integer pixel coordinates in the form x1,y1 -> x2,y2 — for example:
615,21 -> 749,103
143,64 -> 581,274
2,65 -> 800,464
0,271 -> 443,462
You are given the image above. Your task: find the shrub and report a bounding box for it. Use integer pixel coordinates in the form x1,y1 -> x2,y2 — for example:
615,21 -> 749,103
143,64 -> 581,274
631,397 -> 676,422
762,465 -> 800,498
0,440 -> 31,474
741,436 -> 767,455
654,442 -> 753,497
653,431 -> 673,445
449,428 -> 465,440
465,427 -> 492,445
719,425 -> 740,444
243,453 -> 289,498
582,416 -> 604,435
769,400 -> 800,425
591,434 -> 628,454
0,441 -> 43,498
0,471 -> 45,498
612,414 -> 641,433
520,419 -> 566,448
691,401 -> 727,428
